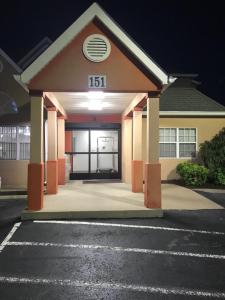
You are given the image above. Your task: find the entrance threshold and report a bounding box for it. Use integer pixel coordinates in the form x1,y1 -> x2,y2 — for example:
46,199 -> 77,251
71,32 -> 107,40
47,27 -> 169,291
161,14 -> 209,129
83,179 -> 122,184
21,181 -> 163,220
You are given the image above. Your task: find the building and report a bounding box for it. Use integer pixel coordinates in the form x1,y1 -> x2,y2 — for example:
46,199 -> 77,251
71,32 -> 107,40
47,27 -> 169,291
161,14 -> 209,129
0,3 -> 225,211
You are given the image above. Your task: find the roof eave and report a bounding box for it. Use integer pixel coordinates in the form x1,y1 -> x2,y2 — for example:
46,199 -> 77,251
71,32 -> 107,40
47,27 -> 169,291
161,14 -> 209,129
0,48 -> 22,74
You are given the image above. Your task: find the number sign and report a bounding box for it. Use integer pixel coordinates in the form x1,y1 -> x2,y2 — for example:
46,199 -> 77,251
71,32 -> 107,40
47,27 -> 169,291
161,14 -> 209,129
88,75 -> 106,88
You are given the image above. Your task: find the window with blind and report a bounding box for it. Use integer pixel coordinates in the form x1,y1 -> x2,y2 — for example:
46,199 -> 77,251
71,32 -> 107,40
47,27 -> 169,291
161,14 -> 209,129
0,126 -> 30,160
160,128 -> 197,158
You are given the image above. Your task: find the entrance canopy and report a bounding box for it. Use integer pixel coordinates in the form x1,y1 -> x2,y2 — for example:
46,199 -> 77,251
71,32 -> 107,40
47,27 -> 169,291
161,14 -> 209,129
24,2 -> 166,212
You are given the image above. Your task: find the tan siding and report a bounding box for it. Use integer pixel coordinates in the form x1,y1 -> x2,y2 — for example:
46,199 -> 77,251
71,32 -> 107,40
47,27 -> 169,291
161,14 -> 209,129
0,160 -> 28,188
143,117 -> 225,180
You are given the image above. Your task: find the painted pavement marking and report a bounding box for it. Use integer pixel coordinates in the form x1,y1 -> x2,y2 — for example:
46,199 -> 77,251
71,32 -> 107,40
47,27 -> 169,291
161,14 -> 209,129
0,222 -> 21,254
34,220 -> 225,236
0,276 -> 225,298
7,241 -> 225,260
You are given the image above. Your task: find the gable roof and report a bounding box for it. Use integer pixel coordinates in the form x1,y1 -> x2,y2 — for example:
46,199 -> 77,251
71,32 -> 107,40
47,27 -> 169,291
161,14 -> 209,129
160,78 -> 225,112
20,2 -> 168,85
0,48 -> 22,74
18,37 -> 52,71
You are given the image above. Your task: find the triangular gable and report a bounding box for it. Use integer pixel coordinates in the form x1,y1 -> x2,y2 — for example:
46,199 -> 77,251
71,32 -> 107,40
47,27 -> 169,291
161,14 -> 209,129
20,3 -> 168,85
27,20 -> 162,92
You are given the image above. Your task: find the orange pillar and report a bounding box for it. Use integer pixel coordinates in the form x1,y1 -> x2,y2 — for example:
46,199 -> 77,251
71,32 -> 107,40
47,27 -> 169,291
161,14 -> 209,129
47,108 -> 58,194
144,94 -> 161,208
28,93 -> 44,210
57,116 -> 65,185
132,108 -> 143,192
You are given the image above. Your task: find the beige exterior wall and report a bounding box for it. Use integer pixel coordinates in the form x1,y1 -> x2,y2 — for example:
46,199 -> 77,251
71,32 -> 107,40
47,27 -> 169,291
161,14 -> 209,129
122,118 -> 132,183
142,117 -> 225,180
0,160 -> 28,188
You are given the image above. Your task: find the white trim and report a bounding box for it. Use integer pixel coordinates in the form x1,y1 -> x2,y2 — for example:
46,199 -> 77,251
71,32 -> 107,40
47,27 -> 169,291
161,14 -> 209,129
0,48 -> 22,74
34,220 -> 225,235
0,276 -> 225,298
159,111 -> 225,116
159,127 -> 197,159
20,3 -> 168,84
0,222 -> 21,254
7,241 -> 225,260
13,75 -> 29,92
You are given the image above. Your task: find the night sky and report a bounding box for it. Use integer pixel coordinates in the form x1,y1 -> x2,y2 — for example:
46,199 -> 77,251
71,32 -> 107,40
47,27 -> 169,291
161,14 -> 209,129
1,0 -> 225,106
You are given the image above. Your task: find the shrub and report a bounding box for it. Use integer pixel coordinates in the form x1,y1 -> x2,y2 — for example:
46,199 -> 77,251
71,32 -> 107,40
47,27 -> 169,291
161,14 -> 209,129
212,168 -> 225,185
199,128 -> 225,171
176,162 -> 209,187
199,128 -> 225,185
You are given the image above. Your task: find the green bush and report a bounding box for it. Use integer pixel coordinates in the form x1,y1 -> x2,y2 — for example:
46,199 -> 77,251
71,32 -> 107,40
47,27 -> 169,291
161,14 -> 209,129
176,162 -> 209,187
199,127 -> 225,171
212,168 -> 225,185
199,127 -> 225,185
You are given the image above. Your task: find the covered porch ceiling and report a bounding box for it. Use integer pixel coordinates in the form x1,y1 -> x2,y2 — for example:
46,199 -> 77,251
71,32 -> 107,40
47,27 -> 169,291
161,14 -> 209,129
53,92 -> 140,115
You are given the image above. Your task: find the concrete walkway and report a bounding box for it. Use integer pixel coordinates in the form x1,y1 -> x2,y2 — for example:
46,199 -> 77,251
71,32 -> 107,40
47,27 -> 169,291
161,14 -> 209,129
21,181 -> 222,220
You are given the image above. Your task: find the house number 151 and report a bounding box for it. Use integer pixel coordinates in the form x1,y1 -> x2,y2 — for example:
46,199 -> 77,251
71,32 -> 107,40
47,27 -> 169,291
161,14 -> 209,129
88,75 -> 106,88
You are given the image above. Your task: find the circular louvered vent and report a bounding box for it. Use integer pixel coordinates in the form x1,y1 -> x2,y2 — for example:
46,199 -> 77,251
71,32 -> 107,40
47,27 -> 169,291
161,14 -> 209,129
83,34 -> 111,62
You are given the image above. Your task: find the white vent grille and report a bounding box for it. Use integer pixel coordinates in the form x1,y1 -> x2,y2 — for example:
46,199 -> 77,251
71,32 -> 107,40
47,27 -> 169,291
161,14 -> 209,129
83,34 -> 111,62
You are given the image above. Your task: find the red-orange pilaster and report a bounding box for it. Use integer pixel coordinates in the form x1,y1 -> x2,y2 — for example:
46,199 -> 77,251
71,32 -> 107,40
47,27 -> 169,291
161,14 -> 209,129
144,94 -> 162,208
58,158 -> 66,185
28,163 -> 44,210
132,108 -> 143,193
132,160 -> 143,192
144,163 -> 161,208
28,93 -> 44,211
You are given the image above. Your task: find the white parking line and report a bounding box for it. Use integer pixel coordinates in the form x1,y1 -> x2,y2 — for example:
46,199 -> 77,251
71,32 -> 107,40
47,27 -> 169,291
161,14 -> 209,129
7,241 -> 225,260
0,222 -> 21,254
34,220 -> 225,236
0,275 -> 224,298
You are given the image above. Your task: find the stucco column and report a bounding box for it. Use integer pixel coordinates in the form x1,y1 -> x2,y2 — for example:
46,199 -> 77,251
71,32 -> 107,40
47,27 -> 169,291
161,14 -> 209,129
122,116 -> 132,183
47,108 -> 58,194
28,93 -> 44,210
57,116 -> 66,185
144,95 -> 161,208
132,108 -> 143,192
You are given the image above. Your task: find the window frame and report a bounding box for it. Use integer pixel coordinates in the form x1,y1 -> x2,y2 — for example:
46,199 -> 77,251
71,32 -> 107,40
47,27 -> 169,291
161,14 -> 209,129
0,125 -> 30,160
159,127 -> 198,159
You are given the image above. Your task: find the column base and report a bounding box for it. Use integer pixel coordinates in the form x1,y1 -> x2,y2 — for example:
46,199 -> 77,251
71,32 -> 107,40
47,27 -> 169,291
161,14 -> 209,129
47,160 -> 58,194
132,160 -> 143,193
28,163 -> 44,211
144,163 -> 161,208
58,158 -> 66,185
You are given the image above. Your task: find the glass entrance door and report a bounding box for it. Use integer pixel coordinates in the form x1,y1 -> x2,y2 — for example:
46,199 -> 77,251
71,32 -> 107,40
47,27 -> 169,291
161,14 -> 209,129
71,129 -> 120,179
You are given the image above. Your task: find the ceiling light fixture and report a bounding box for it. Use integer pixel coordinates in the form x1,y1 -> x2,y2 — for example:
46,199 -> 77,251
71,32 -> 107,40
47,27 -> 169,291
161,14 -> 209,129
88,100 -> 103,111
87,91 -> 105,100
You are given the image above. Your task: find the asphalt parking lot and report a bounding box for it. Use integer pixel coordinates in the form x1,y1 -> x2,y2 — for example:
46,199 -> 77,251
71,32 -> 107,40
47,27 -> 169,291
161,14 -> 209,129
1,210 -> 225,299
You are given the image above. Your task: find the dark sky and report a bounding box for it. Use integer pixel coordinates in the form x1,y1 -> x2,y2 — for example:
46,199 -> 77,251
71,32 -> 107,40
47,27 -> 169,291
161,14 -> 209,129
1,0 -> 225,105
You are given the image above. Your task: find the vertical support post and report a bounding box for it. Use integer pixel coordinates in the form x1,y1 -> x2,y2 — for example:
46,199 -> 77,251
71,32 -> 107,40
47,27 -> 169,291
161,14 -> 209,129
57,116 -> 66,185
122,116 -> 132,183
28,93 -> 44,210
132,108 -> 143,192
47,108 -> 58,194
144,94 -> 161,208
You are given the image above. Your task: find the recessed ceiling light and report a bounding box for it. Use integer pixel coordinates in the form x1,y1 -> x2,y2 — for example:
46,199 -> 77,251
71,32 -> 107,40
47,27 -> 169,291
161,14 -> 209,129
88,100 -> 102,111
87,91 -> 104,100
